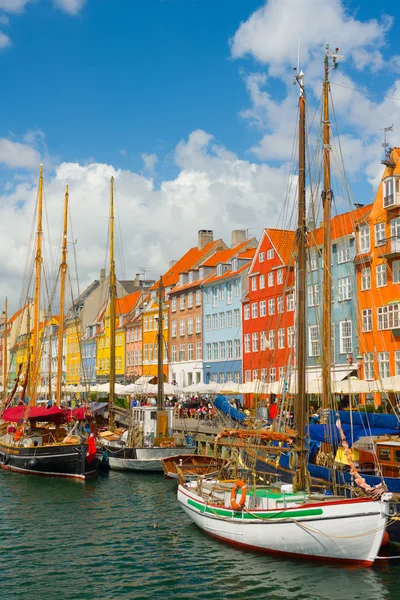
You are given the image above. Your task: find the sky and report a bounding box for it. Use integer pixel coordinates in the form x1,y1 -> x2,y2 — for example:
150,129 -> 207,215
1,0 -> 400,312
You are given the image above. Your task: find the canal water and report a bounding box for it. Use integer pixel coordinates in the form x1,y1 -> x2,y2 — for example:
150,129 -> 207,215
0,470 -> 399,600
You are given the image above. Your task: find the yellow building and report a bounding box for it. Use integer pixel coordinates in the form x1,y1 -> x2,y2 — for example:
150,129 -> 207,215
65,316 -> 82,385
96,292 -> 142,383
142,295 -> 169,380
15,315 -> 60,386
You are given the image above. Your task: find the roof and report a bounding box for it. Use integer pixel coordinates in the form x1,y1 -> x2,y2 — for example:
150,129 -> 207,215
150,239 -> 225,291
202,262 -> 251,286
266,229 -> 296,265
201,240 -> 250,267
309,204 -> 372,247
116,291 -> 142,316
237,248 -> 256,260
9,306 -> 26,324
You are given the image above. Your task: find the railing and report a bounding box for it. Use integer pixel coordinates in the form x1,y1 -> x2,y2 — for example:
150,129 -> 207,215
377,236 -> 400,257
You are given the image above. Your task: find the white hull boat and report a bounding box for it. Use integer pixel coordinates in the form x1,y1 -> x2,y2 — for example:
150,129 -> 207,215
109,446 -> 193,472
178,480 -> 394,566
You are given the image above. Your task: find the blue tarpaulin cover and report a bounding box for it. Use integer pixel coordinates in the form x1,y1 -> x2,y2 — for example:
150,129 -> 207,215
214,395 -> 246,423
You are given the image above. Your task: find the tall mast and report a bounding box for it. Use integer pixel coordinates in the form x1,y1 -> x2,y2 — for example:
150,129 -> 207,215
109,176 -> 116,429
56,185 -> 69,407
321,46 -> 332,414
157,277 -> 164,410
31,165 -> 44,406
2,297 -> 7,401
294,70 -> 308,492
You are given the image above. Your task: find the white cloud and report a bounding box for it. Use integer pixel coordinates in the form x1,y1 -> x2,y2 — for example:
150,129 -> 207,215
0,138 -> 41,169
0,0 -> 31,13
0,15 -> 10,25
52,0 -> 86,16
141,153 -> 158,173
0,130 -> 290,310
0,30 -> 10,48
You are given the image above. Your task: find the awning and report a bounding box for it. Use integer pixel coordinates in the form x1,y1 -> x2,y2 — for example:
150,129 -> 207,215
134,376 -> 155,385
2,405 -> 66,423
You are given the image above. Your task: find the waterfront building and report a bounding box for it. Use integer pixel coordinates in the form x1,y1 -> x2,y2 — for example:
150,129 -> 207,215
242,229 -> 296,403
141,293 -> 169,382
81,323 -> 97,387
0,311 -> 11,392
40,317 -> 63,392
356,147 -> 400,404
124,296 -> 147,382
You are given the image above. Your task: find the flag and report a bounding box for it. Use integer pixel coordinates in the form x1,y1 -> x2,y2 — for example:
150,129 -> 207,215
86,433 -> 97,463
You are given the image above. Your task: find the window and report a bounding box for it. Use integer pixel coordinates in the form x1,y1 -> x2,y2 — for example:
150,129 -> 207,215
267,249 -> 274,259
196,341 -> 202,360
231,259 -> 238,272
378,304 -> 400,330
172,297 -> 176,312
227,283 -> 232,304
219,372 -> 225,384
234,280 -> 240,297
205,315 -> 211,331
212,287 -> 218,308
212,373 -> 218,383
164,313 -> 168,330
219,312 -> 225,329
252,332 -> 258,352
251,277 -> 257,291
339,321 -> 352,354
144,344 -> 148,361
309,254 -> 318,271
287,326 -> 295,348
245,370 -> 251,382
212,314 -> 218,330
268,330 -> 275,350
219,285 -> 225,301
252,369 -> 258,381
252,302 -> 258,318
212,342 -> 218,360
268,298 -> 275,315
196,316 -> 201,333
277,297 -> 284,313
244,334 -> 250,353
187,292 -> 193,308
277,269 -> 283,284
180,295 -> 185,310
206,343 -> 212,360
279,366 -> 285,381
337,240 -> 351,263
205,289 -> 211,304
196,290 -> 201,306
375,223 -> 386,246
361,267 -> 371,291
234,371 -> 240,384
287,293 -> 294,311
144,317 -> 148,331
180,319 -> 185,336
378,351 -> 390,378
188,318 -> 193,335
188,343 -> 193,361
260,331 -> 267,351
217,264 -> 223,277
149,344 -> 153,362
164,341 -> 168,360
362,308 -> 372,332
260,300 -> 266,317
226,311 -> 233,327
219,342 -> 226,360
171,321 -> 177,337
268,272 -> 274,287
234,339 -> 241,358
309,325 -> 320,357
234,308 -> 240,326
179,344 -> 185,361
261,368 -> 267,382
308,284 -> 319,306
259,252 -> 265,262
383,177 -> 395,208
393,260 -> 400,284
376,264 -> 387,287
244,305 -> 250,320
396,351 -> 400,375
260,274 -> 265,289
338,277 -> 351,301
277,328 -> 285,349
359,225 -> 370,253
227,341 -> 233,359
270,367 -> 276,382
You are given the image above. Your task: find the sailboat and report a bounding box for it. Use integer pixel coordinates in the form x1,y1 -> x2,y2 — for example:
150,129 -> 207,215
176,58 -> 395,565
100,177 -> 193,471
0,168 -> 100,479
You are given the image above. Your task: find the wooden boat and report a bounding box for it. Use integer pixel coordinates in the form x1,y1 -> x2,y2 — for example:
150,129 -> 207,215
162,454 -> 229,480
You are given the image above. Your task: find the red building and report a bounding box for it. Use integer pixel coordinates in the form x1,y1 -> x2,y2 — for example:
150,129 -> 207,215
242,228 -> 296,405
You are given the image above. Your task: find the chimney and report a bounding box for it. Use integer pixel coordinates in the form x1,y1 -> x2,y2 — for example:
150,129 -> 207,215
134,273 -> 140,285
198,229 -> 213,250
231,229 -> 247,248
100,268 -> 106,282
169,260 -> 177,269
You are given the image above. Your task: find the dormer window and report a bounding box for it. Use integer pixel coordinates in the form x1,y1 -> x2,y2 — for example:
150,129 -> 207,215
199,267 -> 204,279
217,264 -> 223,276
179,273 -> 185,286
383,176 -> 400,209
231,259 -> 238,272
189,271 -> 193,284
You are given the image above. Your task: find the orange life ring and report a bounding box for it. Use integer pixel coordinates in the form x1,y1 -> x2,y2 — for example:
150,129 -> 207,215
230,479 -> 247,511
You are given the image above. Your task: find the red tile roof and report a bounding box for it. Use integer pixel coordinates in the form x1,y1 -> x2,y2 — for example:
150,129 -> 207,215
309,204 -> 372,247
116,291 -> 142,316
266,229 -> 296,265
237,248 -> 256,260
201,240 -> 250,267
202,262 -> 250,286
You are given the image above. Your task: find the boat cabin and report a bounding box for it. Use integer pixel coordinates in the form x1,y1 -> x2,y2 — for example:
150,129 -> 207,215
375,440 -> 400,478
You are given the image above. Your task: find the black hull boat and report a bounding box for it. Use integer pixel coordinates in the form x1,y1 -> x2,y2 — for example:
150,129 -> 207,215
0,440 -> 100,480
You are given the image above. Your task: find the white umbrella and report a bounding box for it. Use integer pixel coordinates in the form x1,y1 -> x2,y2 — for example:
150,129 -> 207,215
377,375 -> 400,393
238,380 -> 271,395
332,378 -> 377,394
96,382 -> 131,395
183,382 -> 223,395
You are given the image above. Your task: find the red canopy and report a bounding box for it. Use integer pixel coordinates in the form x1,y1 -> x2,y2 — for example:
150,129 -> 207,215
2,406 -> 67,423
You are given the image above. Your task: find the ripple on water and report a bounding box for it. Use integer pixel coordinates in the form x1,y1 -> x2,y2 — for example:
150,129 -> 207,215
0,470 -> 398,600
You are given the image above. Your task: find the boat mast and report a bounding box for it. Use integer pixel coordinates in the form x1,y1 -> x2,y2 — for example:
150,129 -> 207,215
31,165 -> 44,407
56,185 -> 69,407
294,70 -> 308,492
109,176 -> 116,429
3,297 -> 7,401
321,46 -> 333,415
157,276 -> 164,410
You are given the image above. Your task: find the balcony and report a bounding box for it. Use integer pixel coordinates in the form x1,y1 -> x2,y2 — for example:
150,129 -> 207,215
383,193 -> 400,209
377,236 -> 400,259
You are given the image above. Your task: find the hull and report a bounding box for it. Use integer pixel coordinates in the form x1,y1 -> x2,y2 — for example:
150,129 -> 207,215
108,447 -> 193,472
162,454 -> 228,480
0,441 -> 100,480
177,485 -> 391,566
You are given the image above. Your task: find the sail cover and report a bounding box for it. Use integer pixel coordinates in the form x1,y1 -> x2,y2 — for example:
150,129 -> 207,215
213,395 -> 246,423
2,405 -> 67,423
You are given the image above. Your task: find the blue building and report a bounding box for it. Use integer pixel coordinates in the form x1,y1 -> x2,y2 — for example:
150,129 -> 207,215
202,248 -> 255,387
81,323 -> 97,386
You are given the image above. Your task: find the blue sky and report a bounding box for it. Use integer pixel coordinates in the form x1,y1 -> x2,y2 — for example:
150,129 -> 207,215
1,0 -> 400,309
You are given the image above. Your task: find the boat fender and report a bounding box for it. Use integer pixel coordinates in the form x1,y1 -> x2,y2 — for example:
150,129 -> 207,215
289,451 -> 296,470
3,453 -> 10,465
230,480 -> 247,511
28,458 -> 38,469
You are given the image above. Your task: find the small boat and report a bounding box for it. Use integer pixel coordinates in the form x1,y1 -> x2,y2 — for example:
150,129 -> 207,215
162,454 -> 230,480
